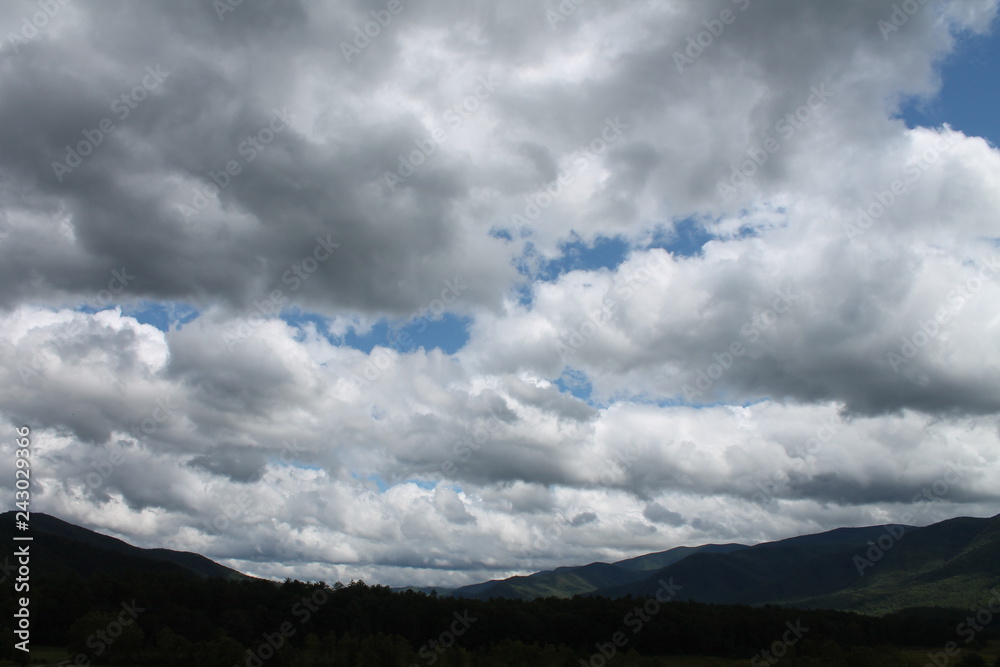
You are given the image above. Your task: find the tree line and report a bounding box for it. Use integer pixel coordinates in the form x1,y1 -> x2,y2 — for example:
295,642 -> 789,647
2,569 -> 997,666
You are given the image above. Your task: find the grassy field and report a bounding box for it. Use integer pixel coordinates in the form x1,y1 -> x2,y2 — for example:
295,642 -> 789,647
4,642 -> 997,667
0,644 -> 72,665
900,639 -> 1000,666
641,657 -> 746,666
0,651 -> 742,667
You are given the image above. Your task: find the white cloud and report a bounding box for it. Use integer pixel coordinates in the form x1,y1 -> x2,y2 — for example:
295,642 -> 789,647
1,0 -> 998,588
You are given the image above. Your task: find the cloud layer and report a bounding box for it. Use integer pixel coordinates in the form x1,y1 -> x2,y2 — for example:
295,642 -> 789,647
1,0 -> 998,587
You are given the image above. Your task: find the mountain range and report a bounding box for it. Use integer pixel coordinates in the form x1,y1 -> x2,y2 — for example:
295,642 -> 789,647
434,513 -> 1000,615
10,511 -> 999,616
0,512 -> 248,581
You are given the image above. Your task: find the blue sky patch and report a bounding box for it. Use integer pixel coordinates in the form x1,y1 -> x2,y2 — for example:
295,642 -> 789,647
355,473 -> 438,493
514,235 -> 631,308
336,313 -> 472,355
278,308 -> 472,355
647,218 -> 715,258
280,309 -> 331,341
899,24 -> 1000,146
82,301 -> 200,331
554,368 -> 593,401
517,235 -> 630,283
538,235 -> 630,280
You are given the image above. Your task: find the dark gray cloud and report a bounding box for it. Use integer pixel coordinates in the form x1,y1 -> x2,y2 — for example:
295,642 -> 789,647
0,0 -> 998,588
643,503 -> 686,526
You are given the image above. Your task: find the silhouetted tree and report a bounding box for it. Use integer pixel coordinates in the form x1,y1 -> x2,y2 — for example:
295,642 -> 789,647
958,653 -> 988,667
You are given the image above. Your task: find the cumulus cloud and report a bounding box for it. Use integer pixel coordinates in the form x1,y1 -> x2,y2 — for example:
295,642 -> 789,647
1,0 -> 998,587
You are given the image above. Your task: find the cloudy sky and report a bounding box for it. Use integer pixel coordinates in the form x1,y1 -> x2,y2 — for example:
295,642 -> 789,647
2,0 -> 999,588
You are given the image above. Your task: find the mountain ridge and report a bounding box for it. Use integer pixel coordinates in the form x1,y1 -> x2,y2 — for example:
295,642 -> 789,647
445,542 -> 749,600
12,510 -> 1000,617
437,514 -> 1000,616
1,511 -> 250,581
598,514 -> 1000,615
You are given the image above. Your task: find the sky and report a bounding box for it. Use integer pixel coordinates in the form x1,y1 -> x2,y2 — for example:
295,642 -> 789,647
1,0 -> 999,589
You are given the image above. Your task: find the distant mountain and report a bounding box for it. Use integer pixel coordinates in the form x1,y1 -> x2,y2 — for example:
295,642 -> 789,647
1,512 -> 250,581
593,514 -> 1000,615
788,514 -> 1000,614
442,515 -> 1000,615
614,543 -> 749,573
455,561 -> 637,600
18,510 -> 1000,618
598,524 -> 914,605
451,543 -> 747,600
